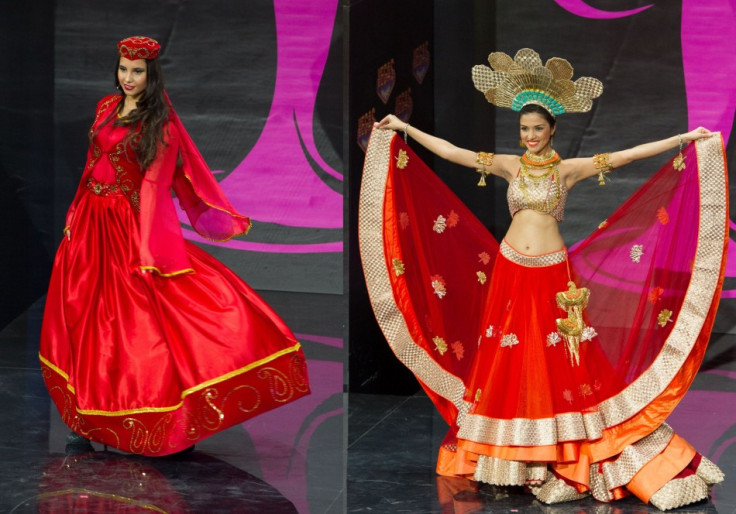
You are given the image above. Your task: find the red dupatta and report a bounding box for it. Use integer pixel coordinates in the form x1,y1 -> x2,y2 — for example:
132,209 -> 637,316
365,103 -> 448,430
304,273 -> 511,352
359,128 -> 728,466
66,94 -> 251,277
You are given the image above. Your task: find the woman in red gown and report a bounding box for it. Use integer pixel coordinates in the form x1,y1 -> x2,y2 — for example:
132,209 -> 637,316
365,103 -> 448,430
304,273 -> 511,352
359,49 -> 728,509
40,36 -> 309,456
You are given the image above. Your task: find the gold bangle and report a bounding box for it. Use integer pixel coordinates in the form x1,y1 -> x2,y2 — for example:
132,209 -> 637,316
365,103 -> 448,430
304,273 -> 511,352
673,134 -> 686,171
475,152 -> 494,187
593,153 -> 613,186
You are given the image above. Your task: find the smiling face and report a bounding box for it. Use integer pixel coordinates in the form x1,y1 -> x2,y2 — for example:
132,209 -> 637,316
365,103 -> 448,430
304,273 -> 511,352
117,57 -> 148,100
519,112 -> 556,155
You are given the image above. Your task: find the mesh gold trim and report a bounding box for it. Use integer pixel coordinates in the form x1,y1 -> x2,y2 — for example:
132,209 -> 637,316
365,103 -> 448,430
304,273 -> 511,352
648,455 -> 723,510
474,456 -> 547,486
457,410 -> 604,446
500,240 -> 567,267
694,455 -> 725,485
649,475 -> 709,511
360,129 -> 728,450
529,472 -> 590,504
596,135 -> 727,428
591,423 -> 674,497
359,129 -> 470,419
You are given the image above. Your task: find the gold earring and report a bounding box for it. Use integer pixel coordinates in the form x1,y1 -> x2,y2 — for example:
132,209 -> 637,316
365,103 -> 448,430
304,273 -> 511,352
519,139 -> 526,148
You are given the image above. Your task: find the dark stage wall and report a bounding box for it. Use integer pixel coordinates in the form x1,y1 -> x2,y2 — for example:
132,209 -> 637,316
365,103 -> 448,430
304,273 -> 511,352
345,0 -> 435,394
0,3 -> 55,330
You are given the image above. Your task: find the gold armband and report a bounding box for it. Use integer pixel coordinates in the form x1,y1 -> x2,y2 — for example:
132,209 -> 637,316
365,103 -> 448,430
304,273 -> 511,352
475,152 -> 494,187
593,153 -> 613,186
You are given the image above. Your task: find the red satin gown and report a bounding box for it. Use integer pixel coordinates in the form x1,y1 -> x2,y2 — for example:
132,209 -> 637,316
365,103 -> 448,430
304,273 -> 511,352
40,99 -> 309,456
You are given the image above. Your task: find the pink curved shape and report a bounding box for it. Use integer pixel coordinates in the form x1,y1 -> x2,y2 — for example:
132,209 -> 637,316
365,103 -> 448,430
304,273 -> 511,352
682,0 -> 736,143
681,0 -> 736,297
221,0 -> 342,229
554,0 -> 653,19
184,230 -> 342,254
182,0 -> 342,238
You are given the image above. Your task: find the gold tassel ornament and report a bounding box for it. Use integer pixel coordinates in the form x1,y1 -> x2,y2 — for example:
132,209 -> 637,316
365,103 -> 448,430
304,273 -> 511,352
555,281 -> 590,366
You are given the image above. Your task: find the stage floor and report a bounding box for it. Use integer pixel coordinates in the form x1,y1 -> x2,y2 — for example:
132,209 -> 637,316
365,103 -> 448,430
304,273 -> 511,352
3,292 -> 734,513
0,291 -> 345,514
347,333 -> 736,513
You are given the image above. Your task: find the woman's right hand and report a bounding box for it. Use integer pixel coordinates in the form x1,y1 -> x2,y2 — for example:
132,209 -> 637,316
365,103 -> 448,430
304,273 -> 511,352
64,228 -> 71,241
374,114 -> 406,132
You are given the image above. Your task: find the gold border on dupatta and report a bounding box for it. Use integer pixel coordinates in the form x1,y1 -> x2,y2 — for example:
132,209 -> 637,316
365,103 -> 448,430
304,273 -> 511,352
359,130 -> 728,448
358,129 -> 470,418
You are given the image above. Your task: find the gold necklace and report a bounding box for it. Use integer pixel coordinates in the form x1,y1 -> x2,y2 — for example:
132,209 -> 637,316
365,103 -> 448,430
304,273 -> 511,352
522,149 -> 560,166
517,151 -> 562,213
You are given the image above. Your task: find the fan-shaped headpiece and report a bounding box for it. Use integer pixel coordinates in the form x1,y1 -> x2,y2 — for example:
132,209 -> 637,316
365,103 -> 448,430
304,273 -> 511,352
472,48 -> 603,116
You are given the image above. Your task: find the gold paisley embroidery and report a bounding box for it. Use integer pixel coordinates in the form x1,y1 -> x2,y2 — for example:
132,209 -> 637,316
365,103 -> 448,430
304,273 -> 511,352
392,258 -> 405,276
657,309 -> 674,327
431,275 -> 447,298
395,149 -> 409,169
500,333 -> 519,348
433,336 -> 448,355
433,215 -> 447,233
630,244 -> 644,263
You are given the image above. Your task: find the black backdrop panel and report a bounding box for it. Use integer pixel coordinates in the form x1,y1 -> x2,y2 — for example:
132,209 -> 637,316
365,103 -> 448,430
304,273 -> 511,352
0,3 -> 55,329
346,0 -> 434,394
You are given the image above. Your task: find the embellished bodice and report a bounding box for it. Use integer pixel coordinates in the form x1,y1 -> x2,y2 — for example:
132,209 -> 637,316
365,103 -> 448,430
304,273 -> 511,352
90,121 -> 132,183
507,151 -> 568,222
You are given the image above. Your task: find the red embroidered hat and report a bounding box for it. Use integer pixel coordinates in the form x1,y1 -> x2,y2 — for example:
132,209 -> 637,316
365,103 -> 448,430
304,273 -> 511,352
117,36 -> 161,60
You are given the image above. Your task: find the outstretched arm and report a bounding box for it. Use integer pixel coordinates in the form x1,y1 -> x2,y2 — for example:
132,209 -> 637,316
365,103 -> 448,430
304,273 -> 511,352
375,114 -> 517,181
563,127 -> 713,187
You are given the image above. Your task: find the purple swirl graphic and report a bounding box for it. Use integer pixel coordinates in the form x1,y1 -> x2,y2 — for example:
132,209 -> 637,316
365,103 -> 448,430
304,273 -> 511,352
181,0 -> 343,254
553,0 -> 653,18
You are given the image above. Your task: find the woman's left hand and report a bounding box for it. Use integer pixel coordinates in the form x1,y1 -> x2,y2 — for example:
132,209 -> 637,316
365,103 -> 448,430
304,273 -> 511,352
682,127 -> 713,143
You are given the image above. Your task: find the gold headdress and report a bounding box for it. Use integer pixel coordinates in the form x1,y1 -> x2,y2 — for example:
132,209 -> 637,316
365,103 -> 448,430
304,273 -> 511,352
472,48 -> 603,116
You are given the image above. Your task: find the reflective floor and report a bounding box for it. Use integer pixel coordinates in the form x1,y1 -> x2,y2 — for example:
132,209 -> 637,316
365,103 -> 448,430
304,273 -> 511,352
1,291 -> 344,514
4,294 -> 735,513
347,332 -> 736,513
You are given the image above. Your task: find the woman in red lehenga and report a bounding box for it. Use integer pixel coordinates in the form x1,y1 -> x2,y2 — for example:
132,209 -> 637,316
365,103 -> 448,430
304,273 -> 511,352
40,36 -> 309,456
359,48 -> 728,509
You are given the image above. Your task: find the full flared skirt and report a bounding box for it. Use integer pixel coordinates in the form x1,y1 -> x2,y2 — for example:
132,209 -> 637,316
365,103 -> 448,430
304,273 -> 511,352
358,128 -> 728,507
40,187 -> 309,456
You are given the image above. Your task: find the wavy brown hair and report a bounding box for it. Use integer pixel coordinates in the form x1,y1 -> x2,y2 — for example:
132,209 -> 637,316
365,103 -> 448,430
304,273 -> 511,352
93,56 -> 170,172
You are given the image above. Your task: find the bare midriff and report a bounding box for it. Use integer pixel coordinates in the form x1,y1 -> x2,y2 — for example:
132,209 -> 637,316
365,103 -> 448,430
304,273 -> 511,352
504,209 -> 564,255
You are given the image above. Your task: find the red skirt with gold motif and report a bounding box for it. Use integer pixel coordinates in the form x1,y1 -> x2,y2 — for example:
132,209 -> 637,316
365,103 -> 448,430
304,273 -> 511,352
40,179 -> 309,456
359,128 -> 728,508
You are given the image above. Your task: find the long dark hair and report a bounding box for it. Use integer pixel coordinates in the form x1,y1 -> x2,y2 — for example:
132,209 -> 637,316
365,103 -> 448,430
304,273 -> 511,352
519,103 -> 556,130
93,56 -> 170,172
